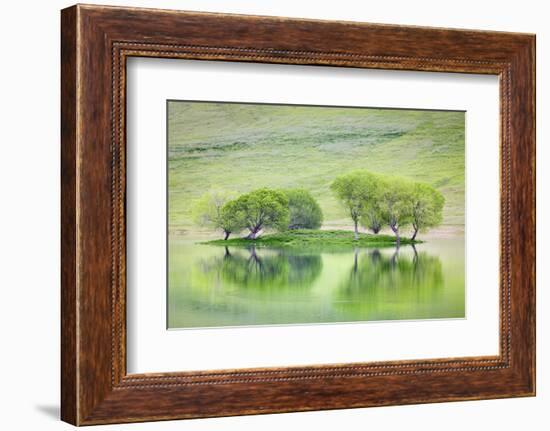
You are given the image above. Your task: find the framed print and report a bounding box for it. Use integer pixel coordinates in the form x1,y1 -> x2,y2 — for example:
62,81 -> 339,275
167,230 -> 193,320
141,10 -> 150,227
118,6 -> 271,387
61,4 -> 535,425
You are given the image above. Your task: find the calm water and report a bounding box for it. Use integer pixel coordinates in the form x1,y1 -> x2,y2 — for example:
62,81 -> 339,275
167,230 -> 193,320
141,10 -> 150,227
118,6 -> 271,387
168,237 -> 465,329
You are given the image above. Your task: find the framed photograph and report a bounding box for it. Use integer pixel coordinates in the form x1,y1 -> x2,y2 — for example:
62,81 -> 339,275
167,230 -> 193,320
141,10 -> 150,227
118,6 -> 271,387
61,4 -> 535,425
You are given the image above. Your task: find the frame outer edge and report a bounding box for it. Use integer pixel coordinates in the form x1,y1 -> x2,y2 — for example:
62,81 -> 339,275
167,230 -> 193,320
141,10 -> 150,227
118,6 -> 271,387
522,34 -> 536,395
61,4 -> 536,425
61,4 -> 79,426
531,34 -> 536,396
505,35 -> 536,396
526,35 -> 536,395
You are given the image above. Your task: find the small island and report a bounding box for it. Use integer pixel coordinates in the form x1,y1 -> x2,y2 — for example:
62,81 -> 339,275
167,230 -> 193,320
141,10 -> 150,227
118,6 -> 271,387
203,229 -> 420,248
194,170 -> 443,248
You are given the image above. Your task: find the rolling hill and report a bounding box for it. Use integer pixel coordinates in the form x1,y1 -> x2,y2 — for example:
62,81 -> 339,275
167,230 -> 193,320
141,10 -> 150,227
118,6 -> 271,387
167,101 -> 465,235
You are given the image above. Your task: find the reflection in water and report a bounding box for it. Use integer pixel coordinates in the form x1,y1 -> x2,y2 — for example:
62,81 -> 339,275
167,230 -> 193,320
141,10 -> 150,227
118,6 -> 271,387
336,246 -> 444,319
201,246 -> 322,291
168,239 -> 465,328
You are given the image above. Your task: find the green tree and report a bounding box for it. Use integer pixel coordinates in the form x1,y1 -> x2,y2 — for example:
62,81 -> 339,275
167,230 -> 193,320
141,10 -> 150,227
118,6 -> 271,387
361,201 -> 384,234
410,183 -> 445,240
233,188 -> 289,239
283,189 -> 323,230
379,177 -> 413,245
331,171 -> 380,240
192,190 -> 242,240
218,200 -> 246,240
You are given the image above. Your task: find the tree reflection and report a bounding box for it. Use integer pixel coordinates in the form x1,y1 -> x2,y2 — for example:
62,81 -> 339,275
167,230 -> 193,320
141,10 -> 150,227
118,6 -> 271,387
200,246 -> 323,291
336,246 -> 444,318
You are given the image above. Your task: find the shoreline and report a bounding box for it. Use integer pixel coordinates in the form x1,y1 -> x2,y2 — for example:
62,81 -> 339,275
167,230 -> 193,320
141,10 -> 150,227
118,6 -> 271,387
200,229 -> 422,249
168,224 -> 464,241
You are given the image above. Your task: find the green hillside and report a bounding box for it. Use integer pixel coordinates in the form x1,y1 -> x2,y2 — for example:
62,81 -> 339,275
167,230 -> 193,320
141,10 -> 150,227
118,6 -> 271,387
168,101 -> 465,234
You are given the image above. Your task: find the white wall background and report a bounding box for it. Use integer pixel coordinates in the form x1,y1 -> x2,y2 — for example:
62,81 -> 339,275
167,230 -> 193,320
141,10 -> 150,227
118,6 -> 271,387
0,1 -> 546,429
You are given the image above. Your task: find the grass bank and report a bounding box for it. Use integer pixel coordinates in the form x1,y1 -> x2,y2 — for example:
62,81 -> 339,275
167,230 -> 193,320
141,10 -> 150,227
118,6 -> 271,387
202,229 -> 420,248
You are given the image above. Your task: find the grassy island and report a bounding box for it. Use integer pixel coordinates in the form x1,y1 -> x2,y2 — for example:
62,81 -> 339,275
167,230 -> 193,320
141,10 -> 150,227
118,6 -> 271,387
202,229 -> 421,249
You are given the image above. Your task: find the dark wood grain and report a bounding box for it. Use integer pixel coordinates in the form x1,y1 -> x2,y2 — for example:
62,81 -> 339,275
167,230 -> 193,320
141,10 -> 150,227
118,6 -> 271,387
61,4 -> 536,425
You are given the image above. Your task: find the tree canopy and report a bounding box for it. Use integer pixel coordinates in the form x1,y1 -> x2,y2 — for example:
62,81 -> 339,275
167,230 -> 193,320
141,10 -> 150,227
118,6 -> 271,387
361,200 -> 384,234
378,177 -> 414,244
330,171 -> 381,240
284,189 -> 323,230
194,173 -> 445,242
232,188 -> 289,239
332,172 -> 444,242
410,183 -> 445,240
192,190 -> 240,240
218,199 -> 246,240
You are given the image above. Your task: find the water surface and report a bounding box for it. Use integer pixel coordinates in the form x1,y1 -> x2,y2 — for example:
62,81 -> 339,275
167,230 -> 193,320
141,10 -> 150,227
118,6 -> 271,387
168,236 -> 465,329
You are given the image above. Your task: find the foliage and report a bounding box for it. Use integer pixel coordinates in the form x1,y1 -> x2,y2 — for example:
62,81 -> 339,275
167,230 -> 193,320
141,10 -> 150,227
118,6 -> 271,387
330,170 -> 381,239
361,201 -> 384,234
232,188 -> 290,239
283,189 -> 323,230
218,200 -> 246,240
194,177 -> 445,242
378,177 -> 414,244
192,190 -> 240,239
410,183 -> 445,240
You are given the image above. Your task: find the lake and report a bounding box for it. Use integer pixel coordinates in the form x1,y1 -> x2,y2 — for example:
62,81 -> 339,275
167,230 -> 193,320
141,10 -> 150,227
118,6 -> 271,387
168,236 -> 465,329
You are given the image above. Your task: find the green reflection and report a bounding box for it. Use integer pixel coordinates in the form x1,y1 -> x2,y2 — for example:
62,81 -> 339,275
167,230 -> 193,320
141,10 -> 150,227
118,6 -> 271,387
335,246 -> 447,320
200,246 -> 322,291
168,238 -> 465,328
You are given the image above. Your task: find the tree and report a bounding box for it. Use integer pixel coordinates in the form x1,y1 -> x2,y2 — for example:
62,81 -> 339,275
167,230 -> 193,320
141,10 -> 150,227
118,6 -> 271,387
361,201 -> 384,234
331,171 -> 380,240
379,177 -> 413,245
192,190 -> 241,240
283,189 -> 323,230
410,183 -> 445,240
218,200 -> 245,240
232,188 -> 289,239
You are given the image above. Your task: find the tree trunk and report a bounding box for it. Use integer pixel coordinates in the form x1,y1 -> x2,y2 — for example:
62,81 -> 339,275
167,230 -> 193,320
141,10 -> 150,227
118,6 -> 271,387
246,226 -> 261,240
390,223 -> 400,245
411,225 -> 418,241
223,231 -> 230,240
372,225 -> 381,234
353,219 -> 359,240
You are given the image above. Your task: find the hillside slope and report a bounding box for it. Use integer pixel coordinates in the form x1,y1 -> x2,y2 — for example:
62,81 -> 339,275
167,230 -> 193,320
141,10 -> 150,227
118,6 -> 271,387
168,101 -> 465,234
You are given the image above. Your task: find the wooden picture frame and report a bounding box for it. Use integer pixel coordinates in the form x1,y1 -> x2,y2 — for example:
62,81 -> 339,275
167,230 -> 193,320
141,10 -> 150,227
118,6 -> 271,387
61,4 -> 535,425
